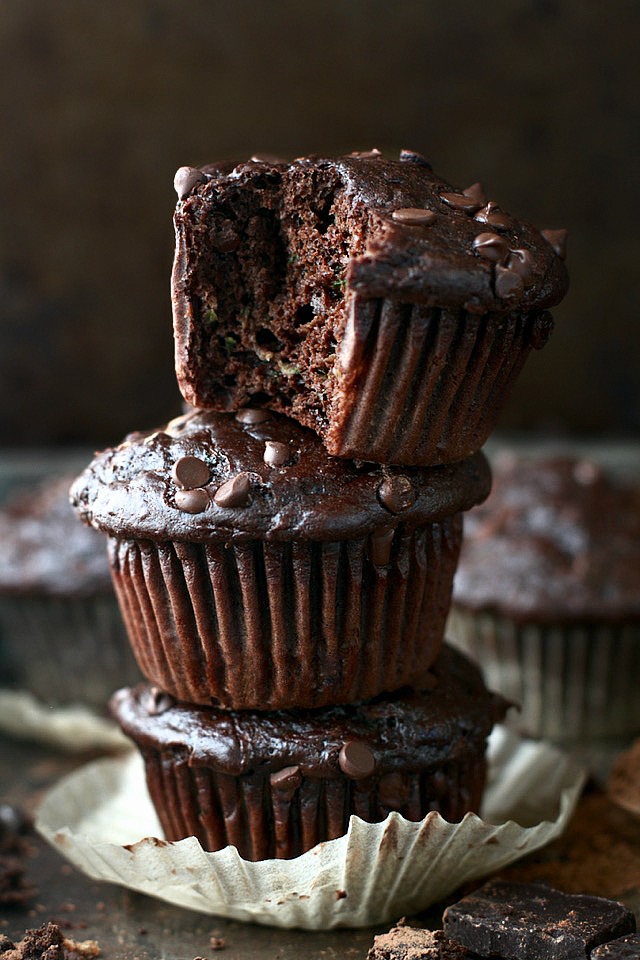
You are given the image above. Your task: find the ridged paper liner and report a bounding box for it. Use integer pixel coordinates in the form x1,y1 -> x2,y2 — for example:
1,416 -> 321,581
330,299 -> 534,465
0,594 -> 141,710
0,689 -> 129,752
36,726 -> 585,929
448,609 -> 640,742
108,520 -> 461,709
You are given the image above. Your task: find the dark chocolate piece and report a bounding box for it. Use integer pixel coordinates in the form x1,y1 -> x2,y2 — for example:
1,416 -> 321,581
141,686 -> 175,716
175,487 -> 209,514
236,407 -> 272,425
473,232 -> 509,262
174,165 -> 207,200
391,207 -> 437,225
442,880 -> 636,959
338,740 -> 376,779
213,473 -> 251,508
377,476 -> 416,513
263,440 -> 291,467
171,455 -> 211,489
591,934 -> 640,958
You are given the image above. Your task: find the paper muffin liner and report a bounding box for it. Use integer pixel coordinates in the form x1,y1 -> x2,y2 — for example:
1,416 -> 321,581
0,594 -> 142,711
329,298 -> 541,466
0,689 -> 129,752
448,608 -> 640,742
108,518 -> 461,709
36,726 -> 585,930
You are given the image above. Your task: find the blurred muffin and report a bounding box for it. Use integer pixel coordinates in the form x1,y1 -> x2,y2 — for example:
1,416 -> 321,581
171,150 -> 568,466
449,453 -> 640,742
111,644 -> 509,860
71,408 -> 490,710
0,474 -> 141,710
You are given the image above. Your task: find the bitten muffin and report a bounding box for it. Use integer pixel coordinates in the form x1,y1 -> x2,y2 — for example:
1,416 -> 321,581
0,475 -> 141,709
71,408 -> 490,710
449,453 -> 640,742
171,150 -> 568,466
110,644 -> 509,861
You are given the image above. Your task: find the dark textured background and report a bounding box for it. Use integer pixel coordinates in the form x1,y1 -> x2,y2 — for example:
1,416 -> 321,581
1,0 -> 638,446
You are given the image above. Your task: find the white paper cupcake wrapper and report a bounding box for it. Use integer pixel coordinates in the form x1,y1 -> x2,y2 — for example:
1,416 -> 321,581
35,726 -> 585,929
0,689 -> 129,753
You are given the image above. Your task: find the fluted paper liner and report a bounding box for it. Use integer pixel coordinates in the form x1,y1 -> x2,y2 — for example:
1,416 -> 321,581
0,689 -> 129,752
36,726 -> 585,929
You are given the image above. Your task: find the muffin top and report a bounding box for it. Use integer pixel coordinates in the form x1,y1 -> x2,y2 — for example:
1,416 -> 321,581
453,454 -> 640,622
70,408 -> 491,543
111,645 -> 509,777
0,475 -> 112,597
174,150 -> 569,316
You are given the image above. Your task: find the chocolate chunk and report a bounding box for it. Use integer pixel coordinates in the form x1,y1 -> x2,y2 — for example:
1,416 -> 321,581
142,686 -> 175,716
214,473 -> 251,508
175,487 -> 210,514
174,165 -> 206,200
473,232 -> 509,262
391,207 -> 437,225
440,191 -> 483,214
474,201 -> 514,230
495,265 -> 525,299
591,934 -> 640,958
542,228 -> 568,260
368,527 -> 395,566
171,455 -> 211,490
443,880 -> 636,960
377,475 -> 416,513
338,740 -> 376,779
263,440 -> 291,467
463,182 -> 487,206
235,407 -> 272,425
399,149 -> 433,168
270,765 -> 302,792
508,248 -> 535,279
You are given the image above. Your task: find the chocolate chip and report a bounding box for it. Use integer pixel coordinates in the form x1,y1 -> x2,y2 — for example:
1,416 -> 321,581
270,766 -> 302,791
440,191 -> 483,214
541,228 -> 568,260
175,487 -> 210,514
368,527 -> 395,566
235,408 -> 272,425
171,455 -> 211,490
399,149 -> 432,168
263,440 -> 291,467
214,473 -> 251,508
142,686 -> 175,716
472,232 -> 509,262
474,202 -> 513,231
173,166 -> 206,200
377,475 -> 416,513
250,153 -> 287,164
495,265 -> 524,299
391,207 -> 437,225
339,741 -> 376,780
507,248 -> 535,279
463,182 -> 487,206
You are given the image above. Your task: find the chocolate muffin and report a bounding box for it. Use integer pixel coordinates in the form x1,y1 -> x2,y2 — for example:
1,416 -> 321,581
110,644 -> 509,860
71,408 -> 490,710
171,150 -> 568,466
449,453 -> 640,742
0,475 -> 141,709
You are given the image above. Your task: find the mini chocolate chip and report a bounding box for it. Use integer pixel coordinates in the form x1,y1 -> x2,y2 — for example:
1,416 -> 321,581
495,265 -> 524,299
529,310 -> 554,349
507,248 -> 534,279
339,741 -> 376,780
391,207 -> 437,225
235,408 -> 272,425
541,228 -> 568,260
368,527 -> 395,566
440,191 -> 483,214
474,202 -> 513,231
171,455 -> 211,490
175,487 -> 210,514
377,475 -> 416,513
270,766 -> 302,791
142,686 -> 175,716
263,440 -> 291,467
472,232 -> 509,262
399,149 -> 432,168
214,473 -> 251,508
174,166 -> 206,200
463,182 -> 487,206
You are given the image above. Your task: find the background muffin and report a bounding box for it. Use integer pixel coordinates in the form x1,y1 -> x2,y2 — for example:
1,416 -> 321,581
71,407 -> 491,710
0,474 -> 141,710
448,449 -> 640,743
111,644 -> 509,860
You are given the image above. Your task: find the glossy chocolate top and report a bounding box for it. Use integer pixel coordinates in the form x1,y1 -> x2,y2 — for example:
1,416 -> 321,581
175,149 -> 568,315
111,645 -> 508,777
453,454 -> 640,622
70,409 -> 491,543
0,475 -> 112,597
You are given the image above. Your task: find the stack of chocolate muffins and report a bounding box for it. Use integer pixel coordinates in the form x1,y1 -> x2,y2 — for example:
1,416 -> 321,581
70,150 -> 568,861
